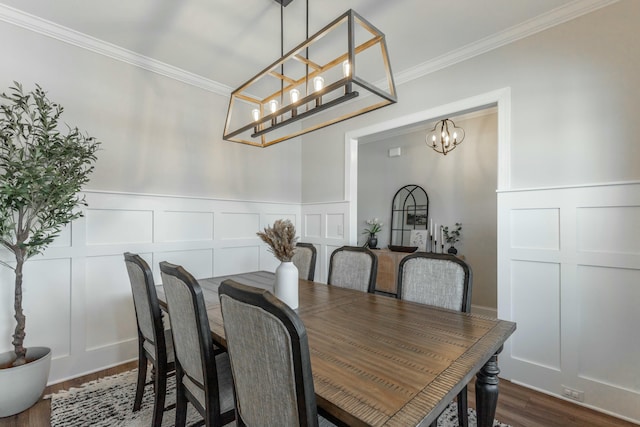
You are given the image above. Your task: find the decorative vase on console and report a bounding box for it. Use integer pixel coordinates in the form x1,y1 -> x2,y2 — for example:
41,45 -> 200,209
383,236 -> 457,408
257,219 -> 299,309
367,233 -> 378,249
443,222 -> 462,256
362,218 -> 383,250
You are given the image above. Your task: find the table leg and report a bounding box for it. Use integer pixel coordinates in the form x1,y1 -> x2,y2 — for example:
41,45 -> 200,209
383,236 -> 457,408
475,346 -> 503,427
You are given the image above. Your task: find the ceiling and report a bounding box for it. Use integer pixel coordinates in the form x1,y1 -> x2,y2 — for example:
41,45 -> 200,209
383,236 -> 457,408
0,0 -> 606,93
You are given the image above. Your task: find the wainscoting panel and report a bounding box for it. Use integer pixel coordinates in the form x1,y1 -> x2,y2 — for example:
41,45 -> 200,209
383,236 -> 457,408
159,211 -> 214,242
498,182 -> 640,423
576,206 -> 640,255
510,208 -> 559,250
304,214 -> 322,238
510,260 -> 560,371
300,202 -> 351,283
86,209 -> 153,245
217,212 -> 261,240
576,265 -> 640,393
154,249 -> 214,279
216,246 -> 260,277
23,258 -> 73,358
84,254 -> 137,351
0,190 -> 301,384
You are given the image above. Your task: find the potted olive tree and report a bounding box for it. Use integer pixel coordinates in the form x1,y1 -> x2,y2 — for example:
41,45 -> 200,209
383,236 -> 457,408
0,82 -> 99,416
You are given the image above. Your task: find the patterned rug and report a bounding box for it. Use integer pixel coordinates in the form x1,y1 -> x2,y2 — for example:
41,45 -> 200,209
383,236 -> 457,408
49,369 -> 510,426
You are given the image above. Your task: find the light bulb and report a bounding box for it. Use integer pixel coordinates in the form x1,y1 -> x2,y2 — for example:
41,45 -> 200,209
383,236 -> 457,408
445,134 -> 450,147
290,89 -> 300,104
313,76 -> 324,92
268,99 -> 279,114
251,108 -> 260,122
453,132 -> 458,142
342,60 -> 351,77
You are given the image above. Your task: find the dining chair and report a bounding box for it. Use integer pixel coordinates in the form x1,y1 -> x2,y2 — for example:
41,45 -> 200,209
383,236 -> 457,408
159,261 -> 236,427
292,242 -> 317,281
397,252 -> 472,427
218,280 -> 337,427
124,252 -> 175,427
327,245 -> 377,293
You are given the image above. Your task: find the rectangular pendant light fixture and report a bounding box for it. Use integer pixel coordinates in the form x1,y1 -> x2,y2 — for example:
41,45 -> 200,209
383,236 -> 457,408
223,9 -> 397,147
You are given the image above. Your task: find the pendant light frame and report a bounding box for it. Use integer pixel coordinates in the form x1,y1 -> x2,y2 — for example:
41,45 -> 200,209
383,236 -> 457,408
223,8 -> 397,147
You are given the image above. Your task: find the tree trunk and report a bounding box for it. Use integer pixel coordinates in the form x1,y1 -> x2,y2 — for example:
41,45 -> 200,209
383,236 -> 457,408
12,251 -> 27,367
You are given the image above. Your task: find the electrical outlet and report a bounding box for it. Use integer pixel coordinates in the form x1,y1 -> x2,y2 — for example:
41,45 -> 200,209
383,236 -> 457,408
561,385 -> 584,402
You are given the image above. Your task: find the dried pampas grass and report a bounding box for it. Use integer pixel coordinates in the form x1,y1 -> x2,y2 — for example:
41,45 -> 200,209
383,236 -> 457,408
257,219 -> 298,262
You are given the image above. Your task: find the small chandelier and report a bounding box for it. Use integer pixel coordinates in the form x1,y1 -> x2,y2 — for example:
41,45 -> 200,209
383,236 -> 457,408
426,118 -> 465,155
223,1 -> 397,148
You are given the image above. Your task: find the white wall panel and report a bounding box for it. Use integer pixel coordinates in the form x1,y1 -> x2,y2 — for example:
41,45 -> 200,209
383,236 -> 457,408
304,214 -> 322,238
301,202 -> 350,283
510,208 -> 559,250
577,265 -> 640,393
156,249 -> 213,280
84,255 -> 137,350
499,183 -> 640,423
326,214 -> 345,239
577,206 -> 640,255
218,213 -> 260,239
86,209 -> 153,245
264,213 -> 296,228
216,247 -> 260,276
510,260 -> 561,370
0,259 -> 72,357
160,211 -> 214,242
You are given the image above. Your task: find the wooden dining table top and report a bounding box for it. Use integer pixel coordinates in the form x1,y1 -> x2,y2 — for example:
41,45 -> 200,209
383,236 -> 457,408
156,270 -> 516,427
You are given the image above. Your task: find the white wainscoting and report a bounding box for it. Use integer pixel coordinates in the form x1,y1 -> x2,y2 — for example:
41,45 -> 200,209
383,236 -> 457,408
497,182 -> 640,424
0,190 -> 303,384
300,201 -> 351,284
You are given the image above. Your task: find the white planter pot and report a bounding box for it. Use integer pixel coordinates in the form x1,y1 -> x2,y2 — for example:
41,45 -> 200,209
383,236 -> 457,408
275,261 -> 299,309
0,346 -> 51,417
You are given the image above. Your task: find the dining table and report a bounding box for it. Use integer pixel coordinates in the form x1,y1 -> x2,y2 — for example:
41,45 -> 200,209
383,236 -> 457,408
156,270 -> 516,427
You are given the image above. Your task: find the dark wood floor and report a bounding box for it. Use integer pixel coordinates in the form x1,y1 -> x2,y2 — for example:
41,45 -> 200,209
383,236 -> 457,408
0,362 -> 636,427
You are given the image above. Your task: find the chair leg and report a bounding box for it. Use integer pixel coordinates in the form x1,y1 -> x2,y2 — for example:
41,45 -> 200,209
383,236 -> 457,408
430,420 -> 438,427
133,350 -> 148,412
457,386 -> 468,427
151,364 -> 167,427
175,375 -> 188,427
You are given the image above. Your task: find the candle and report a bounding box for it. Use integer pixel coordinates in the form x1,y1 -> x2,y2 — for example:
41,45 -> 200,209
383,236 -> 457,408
430,219 -> 433,237
440,226 -> 444,247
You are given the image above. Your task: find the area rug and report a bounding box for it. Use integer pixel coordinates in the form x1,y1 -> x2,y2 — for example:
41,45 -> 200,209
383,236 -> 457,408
49,369 -> 510,426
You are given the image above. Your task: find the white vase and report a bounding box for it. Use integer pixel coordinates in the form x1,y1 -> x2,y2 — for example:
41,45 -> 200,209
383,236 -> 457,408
0,346 -> 51,417
275,261 -> 299,309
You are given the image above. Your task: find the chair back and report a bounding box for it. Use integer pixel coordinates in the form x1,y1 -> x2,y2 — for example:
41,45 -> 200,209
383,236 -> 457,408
397,252 -> 472,312
292,243 -> 317,281
124,252 -> 167,362
219,280 -> 318,427
159,262 -> 224,417
327,246 -> 377,293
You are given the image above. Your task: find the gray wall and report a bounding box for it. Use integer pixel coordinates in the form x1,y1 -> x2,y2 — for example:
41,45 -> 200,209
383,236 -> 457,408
0,20 -> 302,202
301,0 -> 640,201
358,112 -> 498,308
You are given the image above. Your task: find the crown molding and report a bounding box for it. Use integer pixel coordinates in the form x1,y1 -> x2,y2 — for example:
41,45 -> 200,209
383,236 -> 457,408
0,4 -> 232,96
0,0 -> 619,95
393,0 -> 620,86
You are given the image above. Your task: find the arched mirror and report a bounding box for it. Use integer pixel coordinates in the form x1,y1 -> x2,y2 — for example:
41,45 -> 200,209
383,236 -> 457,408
390,185 -> 429,247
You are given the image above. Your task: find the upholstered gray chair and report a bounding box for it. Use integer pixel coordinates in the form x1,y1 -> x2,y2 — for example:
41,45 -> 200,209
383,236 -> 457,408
124,252 -> 175,427
159,262 -> 235,427
292,242 -> 317,281
327,246 -> 377,293
397,252 -> 472,427
218,280 -> 336,427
